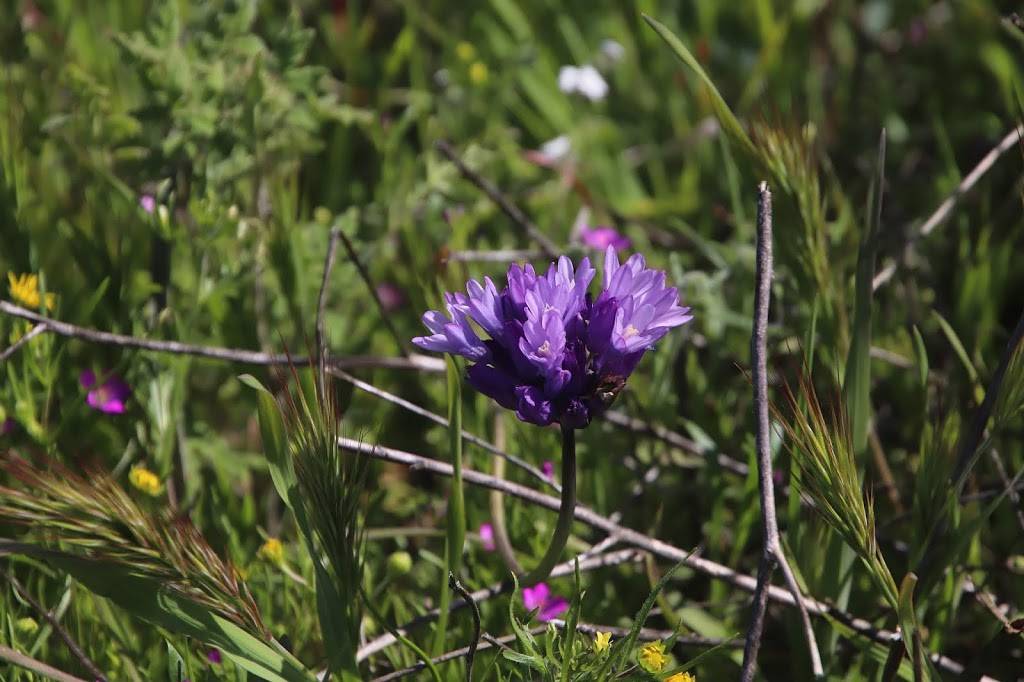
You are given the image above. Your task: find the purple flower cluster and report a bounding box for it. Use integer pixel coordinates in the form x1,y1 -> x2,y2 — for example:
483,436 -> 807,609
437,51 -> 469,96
413,246 -> 692,428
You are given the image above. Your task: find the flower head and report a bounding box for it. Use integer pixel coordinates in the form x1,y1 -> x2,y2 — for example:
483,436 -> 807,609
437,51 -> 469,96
79,370 -> 132,414
1,417 -> 15,436
129,466 -> 163,496
139,194 -> 156,214
469,61 -> 489,85
413,247 -> 692,428
558,64 -> 608,101
479,522 -> 495,551
206,649 -> 223,665
639,641 -> 668,673
541,460 -> 554,479
521,582 -> 568,622
666,673 -> 696,682
8,272 -> 55,311
593,631 -> 612,654
579,225 -> 630,252
258,538 -> 284,564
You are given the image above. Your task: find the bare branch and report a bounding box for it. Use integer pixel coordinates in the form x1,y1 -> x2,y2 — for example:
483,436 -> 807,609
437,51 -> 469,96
0,644 -> 88,682
740,182 -> 822,680
0,323 -> 47,363
0,300 -> 443,372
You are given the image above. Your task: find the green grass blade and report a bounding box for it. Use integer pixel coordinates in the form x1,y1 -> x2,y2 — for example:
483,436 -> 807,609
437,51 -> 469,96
433,356 -> 465,655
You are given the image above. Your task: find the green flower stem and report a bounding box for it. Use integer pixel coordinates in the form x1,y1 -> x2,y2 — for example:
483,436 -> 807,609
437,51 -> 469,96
520,424 -> 577,586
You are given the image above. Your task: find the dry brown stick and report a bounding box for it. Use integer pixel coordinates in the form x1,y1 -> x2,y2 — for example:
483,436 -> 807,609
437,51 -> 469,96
335,227 -> 411,356
436,140 -> 559,258
0,300 -> 443,372
0,323 -> 47,363
338,437 -> 966,675
739,183 -> 823,681
0,644 -> 88,682
873,123 -> 1024,290
356,548 -> 642,661
5,574 -> 106,681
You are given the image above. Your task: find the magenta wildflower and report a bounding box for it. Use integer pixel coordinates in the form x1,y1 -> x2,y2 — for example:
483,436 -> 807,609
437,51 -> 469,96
541,461 -> 554,479
1,417 -> 15,435
375,282 -> 405,312
412,246 -> 692,428
139,195 -> 156,214
580,225 -> 630,252
207,648 -> 222,665
79,370 -> 132,415
522,582 -> 568,622
479,523 -> 495,551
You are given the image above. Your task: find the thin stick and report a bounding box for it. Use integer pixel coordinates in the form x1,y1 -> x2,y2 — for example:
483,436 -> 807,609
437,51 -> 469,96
5,574 -> 106,681
0,323 -> 47,363
335,228 -> 411,356
448,573 -> 480,682
436,140 -> 559,258
336,440 -> 963,674
447,249 -> 546,263
740,183 -> 823,680
331,367 -> 556,490
873,123 -> 1024,290
316,227 -> 342,388
356,548 -> 642,661
0,300 -> 443,371
0,644 -> 88,682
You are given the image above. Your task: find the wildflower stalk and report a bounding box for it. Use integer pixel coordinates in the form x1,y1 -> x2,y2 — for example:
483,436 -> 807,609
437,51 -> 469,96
519,424 -> 576,586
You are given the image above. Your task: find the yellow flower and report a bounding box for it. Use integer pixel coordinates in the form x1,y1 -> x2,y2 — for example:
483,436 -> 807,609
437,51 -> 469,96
639,641 -> 668,673
129,466 -> 163,496
666,673 -> 696,682
8,272 -> 55,311
469,61 -> 489,85
15,617 -> 39,635
258,537 -> 284,564
455,41 -> 475,61
593,631 -> 612,654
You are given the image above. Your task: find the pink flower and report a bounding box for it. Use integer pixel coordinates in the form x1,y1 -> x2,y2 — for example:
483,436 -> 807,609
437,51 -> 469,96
541,461 -> 554,479
479,523 -> 495,551
207,648 -> 222,665
79,370 -> 132,415
139,195 -> 156,214
579,225 -> 630,251
1,417 -> 15,435
522,583 -> 568,622
376,282 -> 405,313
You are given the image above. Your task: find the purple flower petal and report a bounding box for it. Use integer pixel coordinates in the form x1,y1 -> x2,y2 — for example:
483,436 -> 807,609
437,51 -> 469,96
538,596 -> 569,622
541,461 -> 554,479
207,648 -> 222,665
139,195 -> 156,214
82,371 -> 132,415
522,583 -> 550,611
580,225 -> 630,251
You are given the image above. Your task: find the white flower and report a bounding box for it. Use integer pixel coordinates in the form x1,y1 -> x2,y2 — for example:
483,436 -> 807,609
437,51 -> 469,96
540,135 -> 571,161
600,39 -> 625,63
558,64 -> 608,102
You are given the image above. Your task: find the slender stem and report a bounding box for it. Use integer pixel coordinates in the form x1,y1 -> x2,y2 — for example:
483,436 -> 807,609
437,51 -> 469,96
335,228 -> 410,356
448,573 -> 480,682
316,227 -> 342,396
0,644 -> 87,682
520,424 -> 576,586
0,323 -> 47,363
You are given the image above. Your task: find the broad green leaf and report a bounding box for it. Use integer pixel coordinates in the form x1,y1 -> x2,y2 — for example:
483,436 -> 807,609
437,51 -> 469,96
239,374 -> 295,508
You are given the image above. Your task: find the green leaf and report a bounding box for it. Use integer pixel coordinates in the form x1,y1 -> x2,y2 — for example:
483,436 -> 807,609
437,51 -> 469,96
239,374 -> 295,508
911,325 -> 929,390
844,130 -> 886,456
642,14 -> 756,158
32,551 -> 313,682
657,634 -> 737,678
896,573 -> 924,678
166,640 -> 188,682
931,311 -> 983,403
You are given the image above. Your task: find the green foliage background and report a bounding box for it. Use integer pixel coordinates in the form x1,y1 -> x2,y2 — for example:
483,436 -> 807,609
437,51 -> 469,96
1,0 -> 1023,679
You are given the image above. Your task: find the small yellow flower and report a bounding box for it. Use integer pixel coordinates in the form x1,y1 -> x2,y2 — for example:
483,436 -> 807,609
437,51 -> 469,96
15,617 -> 39,635
593,631 -> 612,654
129,466 -> 163,496
455,41 -> 475,61
469,61 -> 489,85
258,537 -> 284,564
666,673 -> 696,682
7,272 -> 55,311
639,641 -> 668,673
